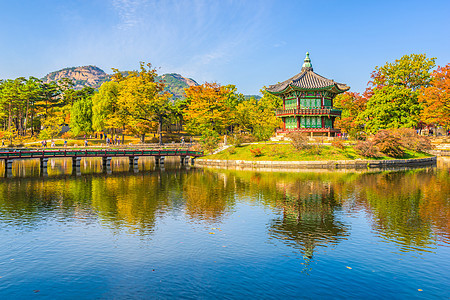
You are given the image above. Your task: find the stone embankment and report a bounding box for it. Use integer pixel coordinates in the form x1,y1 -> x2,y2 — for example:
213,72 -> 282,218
196,156 -> 436,169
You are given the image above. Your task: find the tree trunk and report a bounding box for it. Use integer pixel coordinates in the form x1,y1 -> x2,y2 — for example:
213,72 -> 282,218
158,115 -> 163,145
122,125 -> 125,145
24,98 -> 29,137
8,102 -> 11,132
140,134 -> 145,143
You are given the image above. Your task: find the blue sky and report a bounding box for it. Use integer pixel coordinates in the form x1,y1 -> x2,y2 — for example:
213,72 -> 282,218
0,0 -> 449,95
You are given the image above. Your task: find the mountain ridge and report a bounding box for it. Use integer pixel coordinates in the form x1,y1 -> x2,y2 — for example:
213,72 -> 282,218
42,65 -> 199,100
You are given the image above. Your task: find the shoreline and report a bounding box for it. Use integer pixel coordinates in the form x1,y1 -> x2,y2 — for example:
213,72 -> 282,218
196,156 -> 437,169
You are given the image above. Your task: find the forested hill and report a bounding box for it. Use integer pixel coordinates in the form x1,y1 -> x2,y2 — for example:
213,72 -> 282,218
42,66 -> 199,100
159,73 -> 199,100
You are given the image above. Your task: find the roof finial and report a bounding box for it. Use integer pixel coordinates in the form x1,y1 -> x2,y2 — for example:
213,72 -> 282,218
302,52 -> 313,71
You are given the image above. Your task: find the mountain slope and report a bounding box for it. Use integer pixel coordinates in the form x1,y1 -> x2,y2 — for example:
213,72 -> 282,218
42,65 -> 110,90
42,66 -> 199,100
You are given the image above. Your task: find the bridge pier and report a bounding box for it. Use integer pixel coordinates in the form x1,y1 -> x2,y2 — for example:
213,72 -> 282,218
6,159 -> 13,171
40,157 -> 49,169
3,159 -> 13,178
129,156 -> 139,172
155,156 -> 165,165
180,156 -> 189,165
102,157 -> 112,169
190,157 -> 195,165
72,157 -> 82,168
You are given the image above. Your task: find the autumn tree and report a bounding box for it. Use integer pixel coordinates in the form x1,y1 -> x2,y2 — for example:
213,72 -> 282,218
361,54 -> 436,133
419,64 -> 450,129
334,92 -> 367,136
113,62 -> 173,144
184,82 -> 232,135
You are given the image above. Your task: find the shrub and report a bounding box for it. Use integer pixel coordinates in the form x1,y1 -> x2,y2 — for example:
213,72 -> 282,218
200,130 -> 220,153
231,133 -> 257,146
269,147 -> 286,158
372,130 -> 404,158
394,128 -> 433,152
249,147 -> 263,157
288,132 -> 309,150
306,144 -> 323,155
355,140 -> 381,158
61,132 -> 74,139
355,131 -> 367,141
331,140 -> 345,150
228,147 -> 236,155
189,143 -> 203,152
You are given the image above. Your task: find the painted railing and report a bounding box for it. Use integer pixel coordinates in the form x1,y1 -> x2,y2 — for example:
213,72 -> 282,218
0,149 -> 204,160
276,128 -> 340,133
276,108 -> 342,117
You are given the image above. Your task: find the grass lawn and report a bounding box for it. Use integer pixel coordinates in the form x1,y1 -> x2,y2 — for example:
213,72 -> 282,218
202,143 -> 432,161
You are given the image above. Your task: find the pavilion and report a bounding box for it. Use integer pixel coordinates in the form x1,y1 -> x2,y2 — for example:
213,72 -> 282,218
267,52 -> 350,137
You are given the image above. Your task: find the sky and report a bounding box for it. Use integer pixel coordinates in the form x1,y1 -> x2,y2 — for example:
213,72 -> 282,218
0,0 -> 449,95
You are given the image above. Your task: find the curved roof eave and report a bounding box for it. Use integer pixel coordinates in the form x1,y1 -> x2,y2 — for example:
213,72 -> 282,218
268,84 -> 349,95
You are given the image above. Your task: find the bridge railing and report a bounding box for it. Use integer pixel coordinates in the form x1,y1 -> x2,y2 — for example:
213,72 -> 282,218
0,149 -> 204,159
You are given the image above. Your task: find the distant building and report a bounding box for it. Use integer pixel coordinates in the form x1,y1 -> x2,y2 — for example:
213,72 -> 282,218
267,52 -> 349,137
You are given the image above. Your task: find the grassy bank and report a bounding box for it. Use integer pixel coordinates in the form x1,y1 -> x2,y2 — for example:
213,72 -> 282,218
202,143 -> 432,161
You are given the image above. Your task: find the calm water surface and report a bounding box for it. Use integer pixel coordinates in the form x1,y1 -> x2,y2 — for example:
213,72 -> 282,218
0,157 -> 449,299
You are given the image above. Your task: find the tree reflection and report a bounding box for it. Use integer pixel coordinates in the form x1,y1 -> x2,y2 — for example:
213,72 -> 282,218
183,170 -> 236,223
0,163 -> 448,253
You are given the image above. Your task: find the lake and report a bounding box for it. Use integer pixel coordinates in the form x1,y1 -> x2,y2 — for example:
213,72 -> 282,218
0,157 -> 449,298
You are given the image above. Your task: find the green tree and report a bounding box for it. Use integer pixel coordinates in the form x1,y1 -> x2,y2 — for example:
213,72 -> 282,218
70,96 -> 93,136
361,54 -> 436,133
92,81 -> 121,132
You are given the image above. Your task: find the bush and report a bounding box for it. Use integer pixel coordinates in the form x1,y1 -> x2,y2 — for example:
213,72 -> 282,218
394,128 -> 433,152
61,132 -> 74,139
331,140 -> 345,150
228,147 -> 236,155
249,147 -> 263,157
355,140 -> 381,158
288,132 -> 309,150
372,130 -> 404,158
306,144 -> 323,155
355,131 -> 367,141
231,133 -> 257,146
200,130 -> 220,153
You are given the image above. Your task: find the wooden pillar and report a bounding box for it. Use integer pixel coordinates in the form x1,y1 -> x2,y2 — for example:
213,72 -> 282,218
190,157 -> 195,165
180,156 -> 188,165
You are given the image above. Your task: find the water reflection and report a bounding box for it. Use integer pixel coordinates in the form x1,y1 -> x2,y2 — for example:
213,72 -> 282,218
270,181 -> 349,272
0,162 -> 448,256
0,156 -> 184,178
